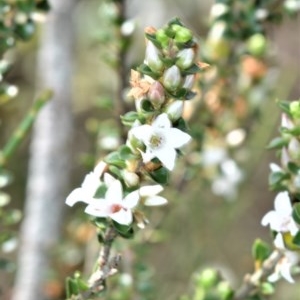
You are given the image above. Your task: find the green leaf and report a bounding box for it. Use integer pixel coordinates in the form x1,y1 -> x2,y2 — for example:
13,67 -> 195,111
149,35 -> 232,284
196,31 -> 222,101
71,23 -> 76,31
287,162 -> 299,174
251,239 -> 271,262
104,151 -> 126,168
94,185 -> 107,198
278,100 -> 292,116
119,145 -> 135,160
65,277 -> 79,298
149,167 -> 170,185
120,111 -> 140,127
181,63 -> 201,75
137,64 -> 160,79
292,230 -> 300,246
268,171 -> 289,187
108,165 -> 122,179
266,137 -> 288,149
140,99 -> 155,112
292,203 -> 300,224
145,33 -> 162,49
113,221 -> 134,239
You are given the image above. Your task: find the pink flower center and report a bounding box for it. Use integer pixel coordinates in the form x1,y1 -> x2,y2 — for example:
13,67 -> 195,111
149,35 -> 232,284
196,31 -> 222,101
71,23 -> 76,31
111,203 -> 123,213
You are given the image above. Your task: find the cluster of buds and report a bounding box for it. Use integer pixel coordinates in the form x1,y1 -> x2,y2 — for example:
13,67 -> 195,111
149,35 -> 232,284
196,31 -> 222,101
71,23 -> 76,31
66,19 -> 202,237
261,100 -> 300,283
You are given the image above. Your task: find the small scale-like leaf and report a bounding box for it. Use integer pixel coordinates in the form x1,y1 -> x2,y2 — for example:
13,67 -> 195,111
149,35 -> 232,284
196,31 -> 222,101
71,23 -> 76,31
137,64 -> 160,79
149,167 -> 170,185
113,221 -> 134,239
181,63 -> 201,75
119,145 -> 135,160
140,99 -> 155,112
252,239 -> 271,262
287,162 -> 299,174
292,230 -> 300,246
266,137 -> 288,150
268,171 -> 289,187
145,33 -> 162,49
292,203 -> 300,224
104,151 -> 126,168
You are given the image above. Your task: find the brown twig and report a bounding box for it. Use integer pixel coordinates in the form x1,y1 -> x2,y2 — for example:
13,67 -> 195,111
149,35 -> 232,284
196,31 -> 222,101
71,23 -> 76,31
75,225 -> 119,299
234,250 -> 283,300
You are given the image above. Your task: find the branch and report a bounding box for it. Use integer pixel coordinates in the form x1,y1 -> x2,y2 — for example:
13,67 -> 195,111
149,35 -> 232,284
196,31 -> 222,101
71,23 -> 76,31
234,250 -> 283,300
0,89 -> 53,168
76,225 -> 120,299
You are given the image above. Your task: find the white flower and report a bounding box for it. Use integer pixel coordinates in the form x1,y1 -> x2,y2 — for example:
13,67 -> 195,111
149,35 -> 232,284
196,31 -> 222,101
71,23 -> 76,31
85,179 -> 139,225
66,161 -> 112,207
130,113 -> 191,170
268,233 -> 300,283
261,192 -> 299,235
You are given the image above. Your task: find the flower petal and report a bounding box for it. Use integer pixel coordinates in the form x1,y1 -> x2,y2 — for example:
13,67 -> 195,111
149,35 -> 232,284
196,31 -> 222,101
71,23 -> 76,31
81,172 -> 101,197
111,209 -> 133,225
155,146 -> 177,170
280,261 -> 295,283
130,125 -> 152,143
144,195 -> 168,206
139,185 -> 164,197
167,128 -> 191,148
274,192 -> 292,215
85,202 -> 111,217
124,190 -> 140,209
66,188 -> 89,206
93,161 -> 107,178
152,113 -> 171,129
105,180 -> 123,203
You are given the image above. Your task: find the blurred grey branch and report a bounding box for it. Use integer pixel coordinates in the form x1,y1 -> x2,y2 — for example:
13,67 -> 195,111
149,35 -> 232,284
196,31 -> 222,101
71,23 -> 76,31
12,0 -> 78,299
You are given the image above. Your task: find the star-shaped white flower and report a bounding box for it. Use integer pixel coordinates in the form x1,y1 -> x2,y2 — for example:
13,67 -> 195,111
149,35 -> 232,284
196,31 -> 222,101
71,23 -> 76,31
268,233 -> 300,283
85,179 -> 139,225
66,161 -> 113,207
261,191 -> 299,235
129,113 -> 191,170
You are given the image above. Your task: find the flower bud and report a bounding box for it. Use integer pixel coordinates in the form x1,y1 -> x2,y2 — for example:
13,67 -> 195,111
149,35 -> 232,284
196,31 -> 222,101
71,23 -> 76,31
290,101 -> 300,119
176,48 -> 195,69
123,170 -> 140,187
145,41 -> 164,73
156,28 -> 169,47
210,3 -> 229,20
288,137 -> 300,160
172,25 -> 193,43
165,100 -> 183,121
281,147 -> 290,168
246,33 -> 267,57
163,65 -> 181,91
281,113 -> 294,129
183,74 -> 195,89
148,81 -> 165,107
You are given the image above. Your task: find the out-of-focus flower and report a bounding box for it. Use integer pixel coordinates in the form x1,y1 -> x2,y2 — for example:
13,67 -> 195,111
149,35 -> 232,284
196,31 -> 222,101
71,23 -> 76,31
261,192 -> 299,236
268,233 -> 300,283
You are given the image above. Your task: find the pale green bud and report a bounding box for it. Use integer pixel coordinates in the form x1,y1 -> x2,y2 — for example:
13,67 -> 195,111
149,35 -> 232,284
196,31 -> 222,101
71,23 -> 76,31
217,281 -> 233,300
204,21 -> 230,61
145,41 -> 164,73
172,25 -> 193,43
156,28 -> 169,47
176,48 -> 195,69
148,81 -> 165,107
290,101 -> 300,119
246,33 -> 267,56
288,137 -> 300,160
183,74 -> 195,89
123,170 -> 140,187
163,65 -> 181,91
165,100 -> 183,121
196,268 -> 219,289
